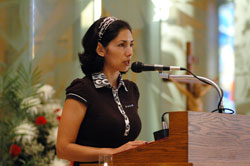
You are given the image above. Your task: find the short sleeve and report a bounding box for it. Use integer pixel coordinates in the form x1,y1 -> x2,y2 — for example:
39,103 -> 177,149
65,78 -> 89,105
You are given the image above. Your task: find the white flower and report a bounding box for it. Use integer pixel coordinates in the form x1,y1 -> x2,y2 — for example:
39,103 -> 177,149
46,150 -> 56,160
14,121 -> 38,144
37,84 -> 55,102
36,150 -> 56,165
26,105 -> 41,115
50,156 -> 70,166
53,105 -> 63,117
20,96 -> 42,115
47,127 -> 58,145
40,102 -> 62,125
21,97 -> 41,110
42,102 -> 62,114
23,140 -> 44,155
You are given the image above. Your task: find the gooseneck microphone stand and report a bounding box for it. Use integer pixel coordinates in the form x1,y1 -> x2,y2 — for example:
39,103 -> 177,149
158,72 -> 235,114
130,61 -> 236,140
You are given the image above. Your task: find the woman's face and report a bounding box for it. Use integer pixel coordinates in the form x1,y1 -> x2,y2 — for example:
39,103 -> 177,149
103,29 -> 133,73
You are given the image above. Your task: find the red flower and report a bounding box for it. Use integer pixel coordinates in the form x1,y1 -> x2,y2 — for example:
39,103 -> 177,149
54,108 -> 61,113
35,116 -> 47,125
56,116 -> 61,121
10,144 -> 21,157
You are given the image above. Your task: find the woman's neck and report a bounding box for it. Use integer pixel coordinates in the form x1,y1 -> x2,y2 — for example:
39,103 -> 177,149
103,69 -> 120,89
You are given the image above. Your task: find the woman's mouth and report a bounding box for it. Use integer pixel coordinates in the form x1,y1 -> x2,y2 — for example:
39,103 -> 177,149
124,60 -> 130,66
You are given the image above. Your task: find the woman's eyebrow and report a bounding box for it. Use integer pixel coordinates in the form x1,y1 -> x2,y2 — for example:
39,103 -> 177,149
119,40 -> 134,42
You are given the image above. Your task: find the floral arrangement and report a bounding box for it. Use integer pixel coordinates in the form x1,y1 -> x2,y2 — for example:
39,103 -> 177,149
11,84 -> 70,166
0,64 -> 70,166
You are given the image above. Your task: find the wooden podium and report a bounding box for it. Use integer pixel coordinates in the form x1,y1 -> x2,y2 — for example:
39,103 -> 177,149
112,111 -> 250,166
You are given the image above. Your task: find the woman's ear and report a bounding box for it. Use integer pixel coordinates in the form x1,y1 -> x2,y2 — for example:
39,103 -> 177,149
96,42 -> 105,57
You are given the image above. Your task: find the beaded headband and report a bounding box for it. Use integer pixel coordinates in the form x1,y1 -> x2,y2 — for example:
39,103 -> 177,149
98,17 -> 118,41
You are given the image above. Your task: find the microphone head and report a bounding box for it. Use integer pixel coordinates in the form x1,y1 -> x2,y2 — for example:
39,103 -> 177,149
131,61 -> 144,73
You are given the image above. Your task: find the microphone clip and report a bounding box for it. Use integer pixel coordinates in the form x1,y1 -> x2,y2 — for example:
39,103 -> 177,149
153,112 -> 169,140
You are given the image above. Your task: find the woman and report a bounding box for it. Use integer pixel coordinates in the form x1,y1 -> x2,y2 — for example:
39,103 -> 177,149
56,16 -> 145,165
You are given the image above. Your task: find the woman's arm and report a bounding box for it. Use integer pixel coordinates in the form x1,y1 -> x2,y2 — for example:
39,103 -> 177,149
56,99 -> 113,161
56,99 -> 146,162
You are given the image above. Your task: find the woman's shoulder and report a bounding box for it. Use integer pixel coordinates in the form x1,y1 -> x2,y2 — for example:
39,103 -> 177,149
65,76 -> 94,104
65,76 -> 93,93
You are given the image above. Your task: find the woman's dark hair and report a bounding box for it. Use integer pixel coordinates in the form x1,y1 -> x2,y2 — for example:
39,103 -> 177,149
78,17 -> 132,76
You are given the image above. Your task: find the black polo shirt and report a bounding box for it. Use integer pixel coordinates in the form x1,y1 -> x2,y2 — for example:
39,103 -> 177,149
65,72 -> 142,149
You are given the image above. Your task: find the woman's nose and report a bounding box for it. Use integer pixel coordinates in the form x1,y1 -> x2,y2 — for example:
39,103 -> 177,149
125,47 -> 133,57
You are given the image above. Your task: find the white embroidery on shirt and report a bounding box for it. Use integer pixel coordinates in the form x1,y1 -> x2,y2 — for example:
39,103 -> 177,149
112,88 -> 130,136
67,93 -> 87,103
92,72 -> 130,136
125,104 -> 134,108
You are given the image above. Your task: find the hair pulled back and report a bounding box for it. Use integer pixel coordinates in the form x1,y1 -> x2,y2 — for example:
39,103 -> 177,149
78,17 -> 132,76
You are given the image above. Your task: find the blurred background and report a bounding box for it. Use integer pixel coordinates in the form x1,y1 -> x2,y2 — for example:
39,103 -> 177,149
0,0 -> 249,142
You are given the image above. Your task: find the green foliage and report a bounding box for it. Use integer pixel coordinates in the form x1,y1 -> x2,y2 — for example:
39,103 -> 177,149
0,62 -> 43,165
0,61 -> 68,166
0,63 -> 42,118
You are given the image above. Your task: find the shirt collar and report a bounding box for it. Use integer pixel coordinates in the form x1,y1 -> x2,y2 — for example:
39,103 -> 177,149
91,72 -> 128,91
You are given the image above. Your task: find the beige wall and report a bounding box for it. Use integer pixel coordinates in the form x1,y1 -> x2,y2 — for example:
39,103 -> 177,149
235,0 -> 250,115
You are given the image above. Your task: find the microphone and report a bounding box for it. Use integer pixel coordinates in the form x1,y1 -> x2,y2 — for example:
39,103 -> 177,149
131,61 -> 184,73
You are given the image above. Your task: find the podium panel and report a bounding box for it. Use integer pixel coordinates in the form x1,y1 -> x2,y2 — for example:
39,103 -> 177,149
80,163 -> 192,166
112,111 -> 250,166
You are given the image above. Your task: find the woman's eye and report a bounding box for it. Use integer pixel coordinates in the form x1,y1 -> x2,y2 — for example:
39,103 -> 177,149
130,43 -> 134,47
118,43 -> 125,47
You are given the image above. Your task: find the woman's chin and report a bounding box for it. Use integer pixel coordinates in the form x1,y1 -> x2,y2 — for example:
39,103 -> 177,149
121,67 -> 129,72
120,68 -> 129,74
